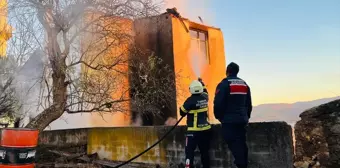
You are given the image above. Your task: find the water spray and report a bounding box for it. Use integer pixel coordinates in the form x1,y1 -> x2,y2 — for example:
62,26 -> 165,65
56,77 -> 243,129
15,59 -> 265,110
191,54 -> 202,79
190,50 -> 207,82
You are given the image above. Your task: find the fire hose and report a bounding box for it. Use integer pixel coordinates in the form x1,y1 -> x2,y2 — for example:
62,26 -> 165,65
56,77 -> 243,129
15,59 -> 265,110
110,79 -> 255,167
113,79 -> 202,167
112,115 -> 186,168
110,116 -> 259,168
113,78 -> 198,167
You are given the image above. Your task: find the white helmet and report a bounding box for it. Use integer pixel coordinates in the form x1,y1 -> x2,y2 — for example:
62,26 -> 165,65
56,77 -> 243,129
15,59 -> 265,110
189,80 -> 204,94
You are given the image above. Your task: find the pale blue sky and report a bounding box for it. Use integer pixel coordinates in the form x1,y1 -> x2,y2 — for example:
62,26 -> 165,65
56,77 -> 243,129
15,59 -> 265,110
171,0 -> 340,105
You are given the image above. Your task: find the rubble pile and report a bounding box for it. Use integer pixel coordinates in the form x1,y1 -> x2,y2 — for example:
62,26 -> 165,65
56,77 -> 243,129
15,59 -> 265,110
294,99 -> 340,168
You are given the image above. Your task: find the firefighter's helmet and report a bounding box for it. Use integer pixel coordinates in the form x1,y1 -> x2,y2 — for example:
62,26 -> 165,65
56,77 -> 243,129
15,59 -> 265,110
189,80 -> 204,94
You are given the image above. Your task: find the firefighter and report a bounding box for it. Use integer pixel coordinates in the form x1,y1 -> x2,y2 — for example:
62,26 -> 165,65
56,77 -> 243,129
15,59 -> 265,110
180,79 -> 212,168
213,62 -> 252,168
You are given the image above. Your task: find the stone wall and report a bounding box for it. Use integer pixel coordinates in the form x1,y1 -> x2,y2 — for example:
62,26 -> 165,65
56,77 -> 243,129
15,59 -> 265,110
39,122 -> 294,168
39,128 -> 89,147
294,99 -> 340,168
37,128 -> 89,163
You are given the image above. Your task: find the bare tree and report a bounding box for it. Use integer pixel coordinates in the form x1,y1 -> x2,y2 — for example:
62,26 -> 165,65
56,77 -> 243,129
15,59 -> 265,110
5,0 -> 182,131
128,47 -> 183,125
0,57 -> 19,127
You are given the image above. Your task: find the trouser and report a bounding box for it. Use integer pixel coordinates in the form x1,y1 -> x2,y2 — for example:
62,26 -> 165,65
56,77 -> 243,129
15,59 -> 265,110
222,123 -> 248,168
185,129 -> 212,168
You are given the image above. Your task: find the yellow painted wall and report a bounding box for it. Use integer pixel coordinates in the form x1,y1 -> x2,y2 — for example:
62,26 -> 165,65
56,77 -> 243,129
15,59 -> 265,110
171,17 -> 226,124
86,123 -> 293,166
0,0 -> 12,57
87,128 -> 167,164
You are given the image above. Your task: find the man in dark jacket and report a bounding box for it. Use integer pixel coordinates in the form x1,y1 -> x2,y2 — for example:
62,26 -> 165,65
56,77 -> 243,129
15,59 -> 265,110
180,79 -> 212,168
213,62 -> 252,168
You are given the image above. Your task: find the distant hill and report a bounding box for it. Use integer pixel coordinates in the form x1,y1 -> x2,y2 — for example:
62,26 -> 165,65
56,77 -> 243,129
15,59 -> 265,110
250,96 -> 340,126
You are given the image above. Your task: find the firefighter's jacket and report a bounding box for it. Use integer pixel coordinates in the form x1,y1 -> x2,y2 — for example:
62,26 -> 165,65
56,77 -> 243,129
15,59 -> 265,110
213,75 -> 252,124
180,89 -> 211,131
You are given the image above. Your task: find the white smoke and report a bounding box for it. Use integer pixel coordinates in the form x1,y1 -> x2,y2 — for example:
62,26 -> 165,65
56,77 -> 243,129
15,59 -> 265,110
164,117 -> 177,126
131,113 -> 143,126
7,21 -> 90,130
12,49 -> 45,127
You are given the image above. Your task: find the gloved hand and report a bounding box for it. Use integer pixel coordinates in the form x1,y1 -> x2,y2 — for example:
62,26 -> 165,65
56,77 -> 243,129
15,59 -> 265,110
198,77 -> 205,86
180,109 -> 187,117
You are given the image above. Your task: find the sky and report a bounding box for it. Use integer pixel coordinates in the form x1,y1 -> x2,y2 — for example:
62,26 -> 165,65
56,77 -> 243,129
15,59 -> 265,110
166,0 -> 340,106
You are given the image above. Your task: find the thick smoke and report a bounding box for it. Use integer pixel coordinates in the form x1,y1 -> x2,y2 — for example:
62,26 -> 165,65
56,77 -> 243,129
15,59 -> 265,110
12,49 -> 45,127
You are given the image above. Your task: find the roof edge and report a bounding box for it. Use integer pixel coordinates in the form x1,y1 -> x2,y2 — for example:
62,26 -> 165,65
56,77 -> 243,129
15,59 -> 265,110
158,12 -> 221,31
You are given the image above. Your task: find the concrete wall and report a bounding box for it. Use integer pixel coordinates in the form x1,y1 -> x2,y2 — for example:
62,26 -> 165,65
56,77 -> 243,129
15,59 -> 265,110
39,122 -> 294,168
39,128 -> 88,148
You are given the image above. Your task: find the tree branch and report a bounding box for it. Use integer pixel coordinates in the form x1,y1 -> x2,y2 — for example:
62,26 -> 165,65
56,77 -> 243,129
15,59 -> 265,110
65,99 -> 130,114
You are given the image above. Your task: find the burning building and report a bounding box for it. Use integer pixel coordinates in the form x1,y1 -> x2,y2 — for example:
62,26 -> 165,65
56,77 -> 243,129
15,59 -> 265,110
85,9 -> 226,127
2,5 -> 226,129
133,10 -> 226,125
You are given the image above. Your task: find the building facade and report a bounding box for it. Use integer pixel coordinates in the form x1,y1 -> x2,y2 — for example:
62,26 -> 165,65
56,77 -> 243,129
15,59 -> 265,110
86,12 -> 226,127
133,13 -> 226,125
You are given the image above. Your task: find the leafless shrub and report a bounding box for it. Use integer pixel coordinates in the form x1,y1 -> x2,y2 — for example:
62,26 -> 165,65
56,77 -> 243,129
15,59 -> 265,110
0,57 -> 19,126
129,47 -> 180,118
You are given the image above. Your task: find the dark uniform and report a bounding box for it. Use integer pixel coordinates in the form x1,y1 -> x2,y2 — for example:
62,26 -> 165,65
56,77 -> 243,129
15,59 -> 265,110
180,81 -> 211,168
214,74 -> 252,168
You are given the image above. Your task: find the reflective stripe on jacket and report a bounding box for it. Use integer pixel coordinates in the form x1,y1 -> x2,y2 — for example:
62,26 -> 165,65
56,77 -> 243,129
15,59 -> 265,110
180,92 -> 211,131
213,75 -> 252,124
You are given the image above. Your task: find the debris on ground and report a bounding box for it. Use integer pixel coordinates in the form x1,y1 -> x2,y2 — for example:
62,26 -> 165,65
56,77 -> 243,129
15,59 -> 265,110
36,148 -> 158,168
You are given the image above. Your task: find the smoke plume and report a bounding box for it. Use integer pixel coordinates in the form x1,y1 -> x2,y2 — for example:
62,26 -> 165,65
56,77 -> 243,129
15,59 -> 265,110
12,49 -> 45,127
